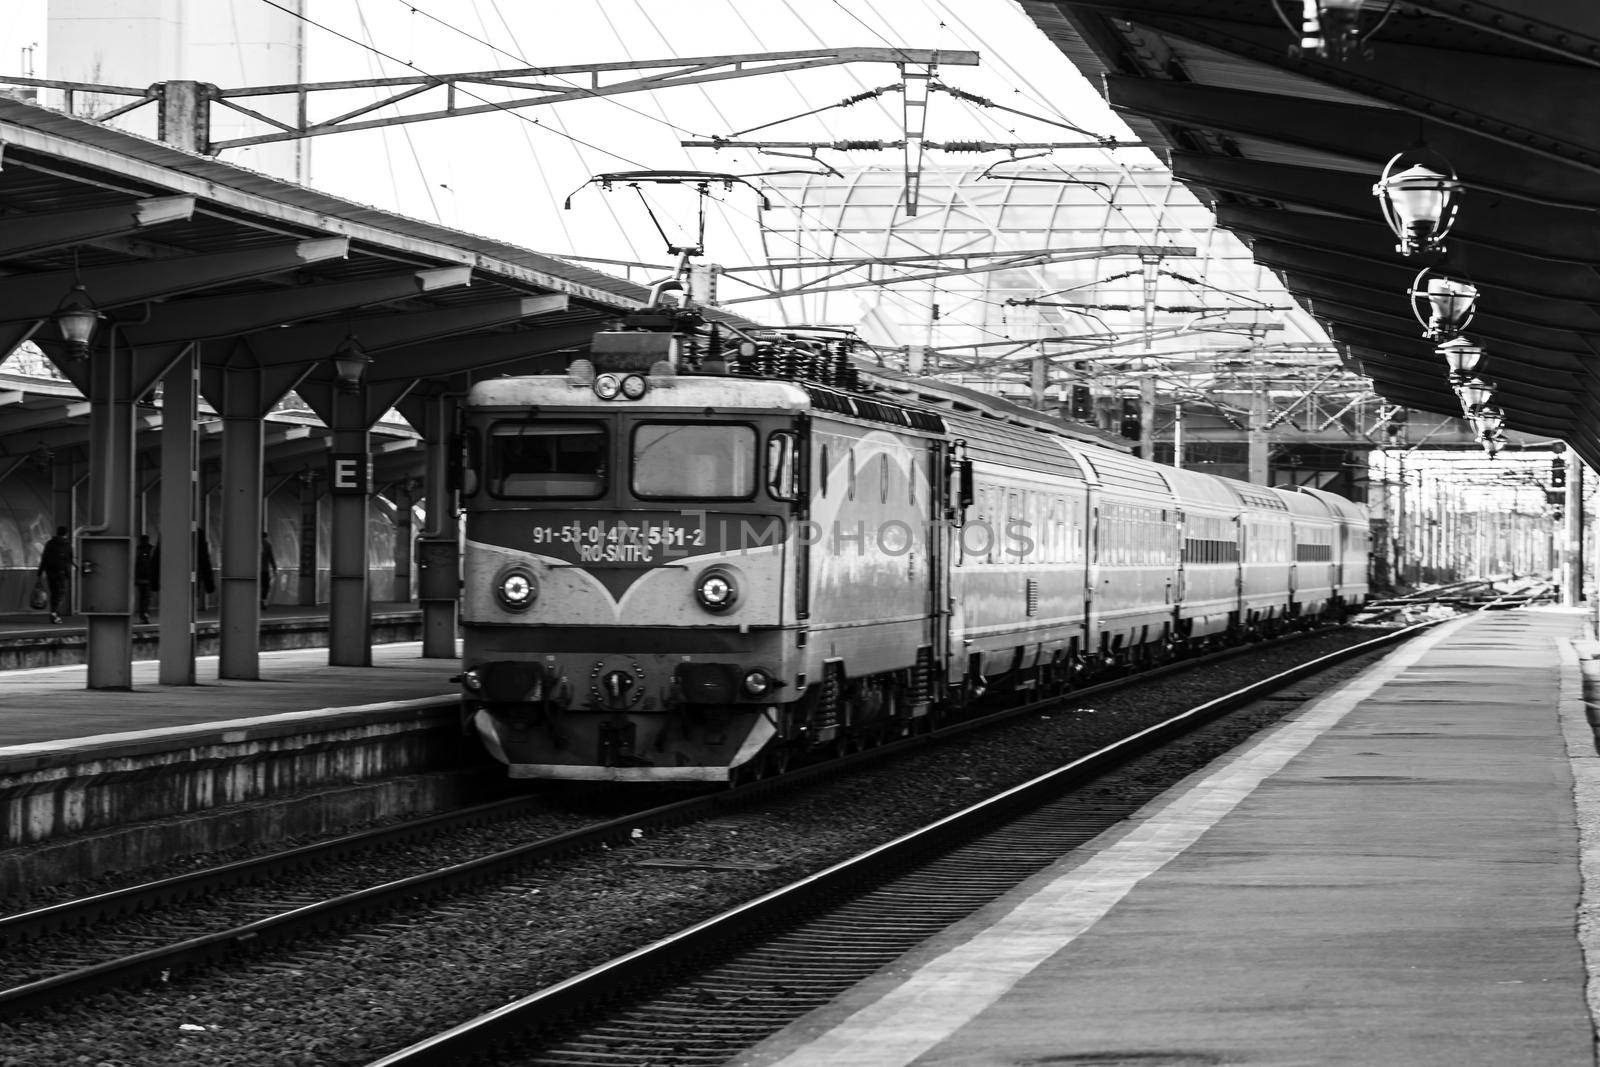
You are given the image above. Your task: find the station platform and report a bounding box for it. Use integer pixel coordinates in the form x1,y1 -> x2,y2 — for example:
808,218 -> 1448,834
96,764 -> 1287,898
0,620 -> 469,885
741,607 -> 1600,1066
0,600 -> 428,672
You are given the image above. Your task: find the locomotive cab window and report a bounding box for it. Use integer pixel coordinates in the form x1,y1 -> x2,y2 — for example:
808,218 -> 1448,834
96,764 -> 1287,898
488,421 -> 607,499
633,422 -> 757,500
766,431 -> 799,501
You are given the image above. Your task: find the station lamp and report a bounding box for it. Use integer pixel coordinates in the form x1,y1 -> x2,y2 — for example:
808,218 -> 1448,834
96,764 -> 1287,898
1470,404 -> 1506,438
1271,0 -> 1398,61
1453,375 -> 1496,414
1435,336 -> 1486,386
1374,150 -> 1463,256
53,283 -> 103,357
331,334 -> 371,393
1410,270 -> 1478,341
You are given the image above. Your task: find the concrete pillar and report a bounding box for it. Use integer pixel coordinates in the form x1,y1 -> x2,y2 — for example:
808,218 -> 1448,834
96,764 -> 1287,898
392,478 -> 415,602
218,367 -> 266,679
297,469 -> 318,606
328,388 -> 372,666
1138,376 -> 1156,462
1247,382 -> 1270,485
157,350 -> 199,685
83,328 -> 137,689
1564,458 -> 1584,607
418,394 -> 459,659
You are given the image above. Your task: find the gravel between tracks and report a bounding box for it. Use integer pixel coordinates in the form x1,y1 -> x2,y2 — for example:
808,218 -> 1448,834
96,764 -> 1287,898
0,626 -> 1403,1067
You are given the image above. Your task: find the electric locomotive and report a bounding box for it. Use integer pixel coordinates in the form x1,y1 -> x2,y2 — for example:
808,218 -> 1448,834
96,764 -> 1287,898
453,291 -> 1369,783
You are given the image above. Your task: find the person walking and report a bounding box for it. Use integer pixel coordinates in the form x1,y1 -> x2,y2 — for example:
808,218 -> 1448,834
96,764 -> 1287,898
260,532 -> 279,610
134,534 -> 158,624
37,525 -> 73,624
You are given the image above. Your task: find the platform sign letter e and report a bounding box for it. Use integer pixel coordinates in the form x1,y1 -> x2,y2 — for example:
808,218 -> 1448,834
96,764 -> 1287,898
329,453 -> 369,496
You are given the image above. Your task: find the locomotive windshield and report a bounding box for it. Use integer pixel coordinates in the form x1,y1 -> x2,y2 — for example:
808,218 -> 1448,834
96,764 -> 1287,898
632,422 -> 757,500
488,421 -> 607,499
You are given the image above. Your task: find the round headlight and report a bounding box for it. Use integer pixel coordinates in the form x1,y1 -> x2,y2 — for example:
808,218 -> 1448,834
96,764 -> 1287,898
496,567 -> 538,612
620,373 -> 648,400
695,569 -> 738,612
593,373 -> 621,400
742,669 -> 772,696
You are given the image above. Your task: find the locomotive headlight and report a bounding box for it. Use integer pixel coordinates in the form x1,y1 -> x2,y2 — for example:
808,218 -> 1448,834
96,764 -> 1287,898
496,566 -> 538,612
620,373 -> 648,400
593,373 -> 622,400
452,668 -> 483,693
695,568 -> 738,612
742,669 -> 773,696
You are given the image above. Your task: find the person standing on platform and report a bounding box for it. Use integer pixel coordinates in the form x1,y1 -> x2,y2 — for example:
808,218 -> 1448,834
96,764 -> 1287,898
134,534 -> 158,624
260,532 -> 278,610
196,532 -> 215,610
37,525 -> 72,625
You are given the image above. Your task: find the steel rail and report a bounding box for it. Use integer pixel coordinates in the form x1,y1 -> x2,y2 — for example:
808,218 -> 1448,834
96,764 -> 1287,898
0,622 -> 1415,1020
366,620 -> 1440,1066
0,794 -> 551,948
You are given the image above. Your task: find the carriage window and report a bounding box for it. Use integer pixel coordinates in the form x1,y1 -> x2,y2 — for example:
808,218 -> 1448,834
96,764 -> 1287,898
488,421 -> 607,499
633,422 -> 757,500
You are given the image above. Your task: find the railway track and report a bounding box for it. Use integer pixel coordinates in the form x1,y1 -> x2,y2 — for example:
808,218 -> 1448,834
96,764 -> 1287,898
364,621 -> 1435,1066
0,620 -> 1428,1062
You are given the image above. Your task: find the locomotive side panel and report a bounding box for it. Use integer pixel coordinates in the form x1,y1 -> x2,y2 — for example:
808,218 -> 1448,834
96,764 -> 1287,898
802,421 -> 934,678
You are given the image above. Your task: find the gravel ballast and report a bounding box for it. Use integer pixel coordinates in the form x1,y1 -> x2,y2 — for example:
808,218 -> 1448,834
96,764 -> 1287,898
0,626 -> 1407,1067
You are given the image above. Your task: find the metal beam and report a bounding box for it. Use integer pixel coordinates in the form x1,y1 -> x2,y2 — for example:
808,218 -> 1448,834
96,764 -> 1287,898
1214,204 -> 1600,305
122,266 -> 473,346
1169,151 -> 1600,265
0,49 -> 979,152
241,294 -> 571,368
1268,266 -> 1600,360
0,238 -> 351,324
1244,238 -> 1600,334
369,324 -> 598,384
1104,9 -> 1600,170
0,401 -> 89,434
1103,75 -> 1600,211
0,196 -> 195,257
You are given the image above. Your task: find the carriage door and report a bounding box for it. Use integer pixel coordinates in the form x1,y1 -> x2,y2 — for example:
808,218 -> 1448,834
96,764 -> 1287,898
927,439 -> 953,702
1287,519 -> 1300,601
1332,523 -> 1346,593
793,414 -> 812,624
938,439 -> 971,691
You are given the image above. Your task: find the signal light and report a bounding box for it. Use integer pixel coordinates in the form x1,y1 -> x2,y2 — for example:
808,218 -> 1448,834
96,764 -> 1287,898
1552,457 -> 1566,488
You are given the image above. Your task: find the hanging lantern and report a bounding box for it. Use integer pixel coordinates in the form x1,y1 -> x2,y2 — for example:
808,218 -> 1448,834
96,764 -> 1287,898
1410,270 -> 1478,340
1454,376 -> 1495,413
1270,0 -> 1398,60
53,283 -> 103,357
1470,404 -> 1506,438
1374,151 -> 1463,256
1435,336 -> 1486,385
331,334 -> 371,394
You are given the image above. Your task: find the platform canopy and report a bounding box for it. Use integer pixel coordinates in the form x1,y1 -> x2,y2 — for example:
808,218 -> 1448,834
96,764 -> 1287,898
1020,2 -> 1600,466
0,95 -> 764,484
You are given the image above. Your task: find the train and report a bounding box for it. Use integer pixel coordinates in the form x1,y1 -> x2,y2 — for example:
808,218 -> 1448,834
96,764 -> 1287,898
451,288 -> 1370,784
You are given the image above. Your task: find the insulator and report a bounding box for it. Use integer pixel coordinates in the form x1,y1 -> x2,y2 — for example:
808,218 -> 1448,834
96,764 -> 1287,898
940,85 -> 992,106
940,141 -> 991,153
832,139 -> 885,150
